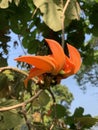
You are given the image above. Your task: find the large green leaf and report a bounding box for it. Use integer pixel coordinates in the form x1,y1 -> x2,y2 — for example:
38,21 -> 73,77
39,91 -> 50,106
33,0 -> 80,31
0,110 -> 24,129
50,104 -> 67,118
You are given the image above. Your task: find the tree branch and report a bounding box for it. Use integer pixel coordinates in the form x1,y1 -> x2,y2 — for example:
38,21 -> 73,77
61,0 -> 70,49
21,105 -> 31,130
0,66 -> 37,83
0,89 -> 43,111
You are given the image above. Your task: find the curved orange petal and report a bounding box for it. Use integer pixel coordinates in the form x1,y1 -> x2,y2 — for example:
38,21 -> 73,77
62,44 -> 81,78
15,55 -> 55,72
62,56 -> 75,78
24,68 -> 46,87
67,43 -> 81,73
45,39 -> 65,74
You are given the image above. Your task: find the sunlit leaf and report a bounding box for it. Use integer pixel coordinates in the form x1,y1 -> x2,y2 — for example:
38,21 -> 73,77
33,0 -> 80,31
0,0 -> 12,8
3,70 -> 14,81
14,0 -> 20,6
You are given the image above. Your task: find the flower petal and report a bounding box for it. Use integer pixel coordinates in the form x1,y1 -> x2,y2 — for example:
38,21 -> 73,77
45,39 -> 65,74
24,68 -> 46,87
62,44 -> 81,78
15,55 -> 55,72
67,43 -> 81,73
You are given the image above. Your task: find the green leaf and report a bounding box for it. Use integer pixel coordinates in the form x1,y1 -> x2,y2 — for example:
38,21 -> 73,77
32,91 -> 50,107
74,107 -> 84,117
33,0 -> 80,31
0,110 -> 24,130
50,104 -> 67,118
39,91 -> 50,106
75,117 -> 98,129
3,70 -> 14,81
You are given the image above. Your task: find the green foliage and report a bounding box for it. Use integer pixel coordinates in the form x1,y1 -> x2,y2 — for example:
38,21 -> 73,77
0,69 -> 74,130
52,84 -> 73,104
66,107 -> 98,129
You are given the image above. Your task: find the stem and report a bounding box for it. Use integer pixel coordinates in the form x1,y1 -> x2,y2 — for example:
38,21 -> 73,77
0,66 -> 28,76
0,66 -> 37,83
21,105 -> 31,130
0,89 -> 43,111
61,0 -> 70,49
47,88 -> 56,103
32,7 -> 38,18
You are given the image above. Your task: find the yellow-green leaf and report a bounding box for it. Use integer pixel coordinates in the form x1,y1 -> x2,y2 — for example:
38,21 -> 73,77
33,0 -> 80,31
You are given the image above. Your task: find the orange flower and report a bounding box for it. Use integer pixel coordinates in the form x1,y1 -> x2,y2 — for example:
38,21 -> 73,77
15,39 -> 81,86
15,39 -> 65,85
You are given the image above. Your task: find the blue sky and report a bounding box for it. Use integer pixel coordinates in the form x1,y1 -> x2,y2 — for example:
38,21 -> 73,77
8,32 -> 98,117
62,77 -> 98,117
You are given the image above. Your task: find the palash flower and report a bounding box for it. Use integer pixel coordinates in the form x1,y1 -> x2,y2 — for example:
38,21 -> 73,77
15,39 -> 81,86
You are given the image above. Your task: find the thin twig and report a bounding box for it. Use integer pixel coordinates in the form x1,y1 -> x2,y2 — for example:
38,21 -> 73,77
63,0 -> 70,15
32,7 -> 38,18
50,123 -> 54,130
0,89 -> 43,111
21,105 -> 31,130
61,0 -> 70,49
47,88 -> 56,103
0,66 -> 28,76
0,66 -> 37,83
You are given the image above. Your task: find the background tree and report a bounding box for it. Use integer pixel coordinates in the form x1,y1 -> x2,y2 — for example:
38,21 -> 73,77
0,0 -> 98,130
